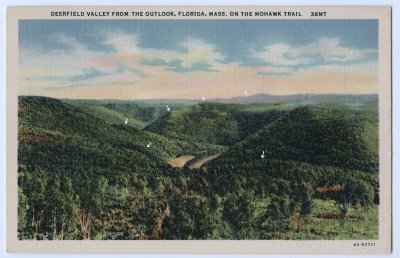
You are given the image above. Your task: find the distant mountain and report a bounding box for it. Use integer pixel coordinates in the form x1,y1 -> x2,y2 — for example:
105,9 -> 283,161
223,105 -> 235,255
134,98 -> 201,104
209,93 -> 378,106
210,104 -> 378,173
67,93 -> 378,107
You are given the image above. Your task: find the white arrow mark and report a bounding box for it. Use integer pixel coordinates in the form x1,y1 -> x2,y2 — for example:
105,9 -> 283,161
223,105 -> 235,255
146,143 -> 152,148
166,105 -> 170,112
261,151 -> 265,159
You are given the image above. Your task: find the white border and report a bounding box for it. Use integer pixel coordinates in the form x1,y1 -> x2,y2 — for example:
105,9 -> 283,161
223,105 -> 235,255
1,0 -> 398,258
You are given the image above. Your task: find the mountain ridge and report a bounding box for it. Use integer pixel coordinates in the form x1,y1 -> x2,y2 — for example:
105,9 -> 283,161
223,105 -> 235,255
209,104 -> 378,173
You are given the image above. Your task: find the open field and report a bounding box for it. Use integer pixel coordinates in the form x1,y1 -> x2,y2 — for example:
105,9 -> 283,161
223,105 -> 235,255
190,155 -> 220,169
169,156 -> 195,168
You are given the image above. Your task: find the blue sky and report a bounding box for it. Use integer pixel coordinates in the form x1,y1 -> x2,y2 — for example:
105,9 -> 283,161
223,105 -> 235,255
19,19 -> 378,99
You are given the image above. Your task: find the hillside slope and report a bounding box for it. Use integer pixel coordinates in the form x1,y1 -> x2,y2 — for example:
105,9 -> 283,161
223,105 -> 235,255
211,104 -> 378,173
65,99 -> 193,129
18,96 -> 189,176
64,100 -> 148,128
145,102 -> 288,146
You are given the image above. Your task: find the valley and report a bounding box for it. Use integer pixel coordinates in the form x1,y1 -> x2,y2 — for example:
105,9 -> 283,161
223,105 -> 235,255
17,94 -> 379,240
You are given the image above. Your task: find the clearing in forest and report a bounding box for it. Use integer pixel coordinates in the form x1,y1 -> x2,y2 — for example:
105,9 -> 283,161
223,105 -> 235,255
190,154 -> 220,169
169,156 -> 195,168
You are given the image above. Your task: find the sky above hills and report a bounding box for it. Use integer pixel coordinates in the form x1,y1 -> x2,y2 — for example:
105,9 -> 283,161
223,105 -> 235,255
19,19 -> 378,100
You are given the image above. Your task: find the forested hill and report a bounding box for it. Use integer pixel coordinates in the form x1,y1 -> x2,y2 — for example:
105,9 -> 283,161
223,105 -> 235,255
210,104 -> 378,173
145,102 -> 287,145
64,99 -> 193,129
17,96 -> 380,240
18,96 -> 189,176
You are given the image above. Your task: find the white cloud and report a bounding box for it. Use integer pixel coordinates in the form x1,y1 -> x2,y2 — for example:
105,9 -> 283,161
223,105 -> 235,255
253,37 -> 376,67
104,31 -> 141,54
19,32 -> 226,93
88,33 -> 224,72
254,43 -> 313,66
129,36 -> 225,72
20,34 -> 114,91
179,37 -> 223,69
20,32 -> 377,97
21,33 -> 106,77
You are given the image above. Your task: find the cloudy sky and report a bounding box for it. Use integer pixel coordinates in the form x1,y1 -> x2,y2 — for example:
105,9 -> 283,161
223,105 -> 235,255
19,19 -> 378,100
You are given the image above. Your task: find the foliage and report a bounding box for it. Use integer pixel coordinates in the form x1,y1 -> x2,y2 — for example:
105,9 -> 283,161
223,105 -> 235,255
258,194 -> 292,239
145,102 -> 287,145
335,178 -> 375,215
212,104 -> 378,173
17,96 -> 379,240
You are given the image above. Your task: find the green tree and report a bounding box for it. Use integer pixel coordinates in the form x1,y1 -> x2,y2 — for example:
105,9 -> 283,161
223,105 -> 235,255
259,194 -> 292,239
74,172 -> 107,239
222,191 -> 257,239
335,178 -> 374,215
46,174 -> 78,240
290,182 -> 313,232
17,188 -> 29,239
18,166 -> 48,239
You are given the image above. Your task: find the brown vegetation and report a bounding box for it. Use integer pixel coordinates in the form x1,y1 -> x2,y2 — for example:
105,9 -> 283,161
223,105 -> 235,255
313,184 -> 342,199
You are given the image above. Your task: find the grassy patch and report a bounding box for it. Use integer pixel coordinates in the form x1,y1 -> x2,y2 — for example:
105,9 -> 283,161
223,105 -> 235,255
282,199 -> 378,240
169,156 -> 195,168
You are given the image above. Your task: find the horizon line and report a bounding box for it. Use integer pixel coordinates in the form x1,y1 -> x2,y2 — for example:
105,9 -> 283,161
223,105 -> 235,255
18,92 -> 378,101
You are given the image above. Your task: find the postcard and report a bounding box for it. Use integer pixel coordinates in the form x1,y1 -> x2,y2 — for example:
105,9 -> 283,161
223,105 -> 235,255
6,6 -> 392,254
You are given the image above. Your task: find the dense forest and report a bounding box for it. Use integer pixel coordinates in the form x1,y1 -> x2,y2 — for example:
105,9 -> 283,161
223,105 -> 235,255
17,95 -> 379,240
